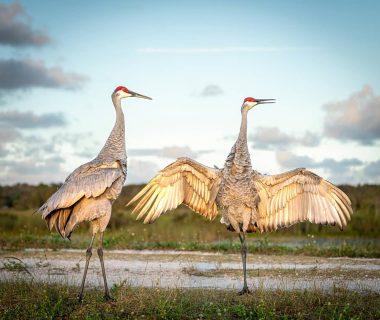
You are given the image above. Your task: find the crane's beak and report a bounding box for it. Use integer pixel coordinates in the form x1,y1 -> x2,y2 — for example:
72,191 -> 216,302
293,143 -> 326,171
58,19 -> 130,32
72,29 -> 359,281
129,90 -> 152,100
256,99 -> 275,104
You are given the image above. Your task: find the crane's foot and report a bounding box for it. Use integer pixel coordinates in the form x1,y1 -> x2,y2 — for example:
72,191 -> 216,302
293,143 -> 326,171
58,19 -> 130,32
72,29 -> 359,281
238,287 -> 251,295
77,294 -> 84,303
104,293 -> 114,302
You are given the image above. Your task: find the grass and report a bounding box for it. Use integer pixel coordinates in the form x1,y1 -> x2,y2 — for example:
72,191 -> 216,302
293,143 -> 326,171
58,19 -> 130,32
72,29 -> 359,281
0,257 -> 33,277
1,229 -> 379,258
0,280 -> 379,320
1,208 -> 379,258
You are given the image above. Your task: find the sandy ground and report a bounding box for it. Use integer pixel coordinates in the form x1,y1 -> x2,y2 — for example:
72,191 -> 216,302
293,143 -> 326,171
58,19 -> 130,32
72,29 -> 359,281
1,249 -> 379,292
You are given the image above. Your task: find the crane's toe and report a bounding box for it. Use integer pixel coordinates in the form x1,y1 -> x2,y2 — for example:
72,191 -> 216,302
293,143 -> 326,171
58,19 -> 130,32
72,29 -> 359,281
77,293 -> 84,303
104,293 -> 114,302
238,287 -> 251,295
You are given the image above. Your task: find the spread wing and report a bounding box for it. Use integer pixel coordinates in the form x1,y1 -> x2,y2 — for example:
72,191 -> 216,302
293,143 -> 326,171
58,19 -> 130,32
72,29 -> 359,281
38,161 -> 124,219
252,168 -> 353,232
127,157 -> 222,224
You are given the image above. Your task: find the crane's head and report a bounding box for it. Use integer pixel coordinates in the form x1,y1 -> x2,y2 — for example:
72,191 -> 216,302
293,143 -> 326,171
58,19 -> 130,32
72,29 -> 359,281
112,86 -> 152,100
242,97 -> 275,112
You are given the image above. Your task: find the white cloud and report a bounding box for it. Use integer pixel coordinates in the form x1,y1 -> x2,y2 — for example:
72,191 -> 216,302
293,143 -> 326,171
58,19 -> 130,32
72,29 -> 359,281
126,159 -> 159,184
198,85 -> 223,97
129,146 -> 210,159
323,85 -> 380,145
363,160 -> 380,182
0,156 -> 67,184
159,146 -> 198,159
0,129 -> 100,185
275,150 -> 380,184
251,127 -> 320,150
0,125 -> 21,156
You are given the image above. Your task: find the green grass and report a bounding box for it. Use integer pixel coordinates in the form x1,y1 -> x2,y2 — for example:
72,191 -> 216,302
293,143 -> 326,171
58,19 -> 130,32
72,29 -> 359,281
0,280 -> 379,320
1,208 -> 379,258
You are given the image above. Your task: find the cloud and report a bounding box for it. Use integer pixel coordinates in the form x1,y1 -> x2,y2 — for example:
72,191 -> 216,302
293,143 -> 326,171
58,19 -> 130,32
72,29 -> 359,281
160,146 -> 199,158
0,3 -> 50,47
0,129 -> 101,185
0,125 -> 21,156
128,148 -> 159,157
137,47 -> 317,54
0,58 -> 88,92
0,156 -> 67,184
276,151 -> 363,170
0,110 -> 66,128
363,160 -> 380,181
275,151 -> 371,184
126,159 -> 159,184
129,146 -> 210,159
251,127 -> 320,150
323,85 -> 380,145
0,110 -> 67,157
199,85 -> 223,97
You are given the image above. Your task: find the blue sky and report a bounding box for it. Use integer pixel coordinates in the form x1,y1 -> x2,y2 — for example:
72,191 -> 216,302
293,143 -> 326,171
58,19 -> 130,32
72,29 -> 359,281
0,0 -> 379,185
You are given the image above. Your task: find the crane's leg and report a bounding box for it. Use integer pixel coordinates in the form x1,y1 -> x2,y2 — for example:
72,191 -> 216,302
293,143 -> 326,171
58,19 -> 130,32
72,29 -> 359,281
238,232 -> 250,295
98,232 -> 112,301
78,234 -> 96,302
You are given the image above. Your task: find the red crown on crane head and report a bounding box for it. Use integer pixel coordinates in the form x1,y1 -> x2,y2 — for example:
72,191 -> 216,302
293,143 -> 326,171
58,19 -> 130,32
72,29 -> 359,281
244,97 -> 256,103
114,86 -> 129,93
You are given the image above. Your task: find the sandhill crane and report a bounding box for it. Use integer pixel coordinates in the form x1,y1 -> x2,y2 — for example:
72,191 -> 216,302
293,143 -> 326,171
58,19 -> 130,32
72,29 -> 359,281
128,97 -> 353,294
38,86 -> 151,301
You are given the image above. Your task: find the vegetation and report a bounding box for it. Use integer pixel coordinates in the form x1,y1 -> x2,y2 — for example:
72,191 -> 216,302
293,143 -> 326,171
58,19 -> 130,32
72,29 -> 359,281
0,280 -> 379,320
0,207 -> 378,257
1,183 -> 380,236
0,184 -> 379,257
0,184 -> 379,319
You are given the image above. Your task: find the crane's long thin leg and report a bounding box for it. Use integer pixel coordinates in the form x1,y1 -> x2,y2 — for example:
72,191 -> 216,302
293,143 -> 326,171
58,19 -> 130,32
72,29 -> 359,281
78,234 -> 96,302
238,232 -> 250,295
98,232 -> 112,301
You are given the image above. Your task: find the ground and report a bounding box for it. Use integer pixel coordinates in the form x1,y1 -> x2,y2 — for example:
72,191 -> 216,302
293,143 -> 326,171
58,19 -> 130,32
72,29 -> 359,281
0,200 -> 379,319
1,249 -> 380,319
1,249 -> 379,292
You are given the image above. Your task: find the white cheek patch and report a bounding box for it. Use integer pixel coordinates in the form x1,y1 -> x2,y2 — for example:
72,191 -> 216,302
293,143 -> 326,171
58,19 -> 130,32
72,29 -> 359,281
244,102 -> 255,108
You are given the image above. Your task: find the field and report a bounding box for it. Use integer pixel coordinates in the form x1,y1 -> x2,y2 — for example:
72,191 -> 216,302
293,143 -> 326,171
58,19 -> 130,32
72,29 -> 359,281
0,183 -> 379,319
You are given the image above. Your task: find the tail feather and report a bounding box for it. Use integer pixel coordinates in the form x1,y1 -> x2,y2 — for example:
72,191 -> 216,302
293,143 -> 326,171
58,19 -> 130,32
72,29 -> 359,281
64,213 -> 79,239
46,211 -> 59,231
44,208 -> 72,239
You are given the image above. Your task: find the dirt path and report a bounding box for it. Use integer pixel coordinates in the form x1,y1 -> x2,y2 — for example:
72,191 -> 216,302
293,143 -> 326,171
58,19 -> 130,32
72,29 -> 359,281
1,249 -> 379,292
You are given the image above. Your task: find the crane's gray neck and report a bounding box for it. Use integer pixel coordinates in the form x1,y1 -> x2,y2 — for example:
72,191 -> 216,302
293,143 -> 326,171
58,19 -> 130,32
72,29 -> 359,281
97,96 -> 126,161
225,109 -> 252,172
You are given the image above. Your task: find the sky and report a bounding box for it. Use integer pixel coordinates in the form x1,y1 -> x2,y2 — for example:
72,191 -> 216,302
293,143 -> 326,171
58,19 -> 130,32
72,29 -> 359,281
0,0 -> 379,185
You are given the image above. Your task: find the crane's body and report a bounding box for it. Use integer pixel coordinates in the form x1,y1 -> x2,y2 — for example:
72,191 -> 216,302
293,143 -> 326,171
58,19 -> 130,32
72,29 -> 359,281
128,97 -> 352,294
38,86 -> 151,301
218,106 -> 258,233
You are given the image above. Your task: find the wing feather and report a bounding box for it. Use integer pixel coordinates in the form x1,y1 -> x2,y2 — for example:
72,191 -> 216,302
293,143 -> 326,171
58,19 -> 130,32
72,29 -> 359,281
253,168 -> 353,232
38,162 -> 123,219
128,157 -> 221,223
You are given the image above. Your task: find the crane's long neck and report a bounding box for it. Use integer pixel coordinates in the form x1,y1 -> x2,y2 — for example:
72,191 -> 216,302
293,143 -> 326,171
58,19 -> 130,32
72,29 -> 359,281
97,96 -> 126,161
225,109 -> 252,173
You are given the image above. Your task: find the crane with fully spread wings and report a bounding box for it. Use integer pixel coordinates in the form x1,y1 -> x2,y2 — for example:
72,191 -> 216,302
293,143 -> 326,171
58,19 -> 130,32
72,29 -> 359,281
128,97 -> 353,294
38,86 -> 151,301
